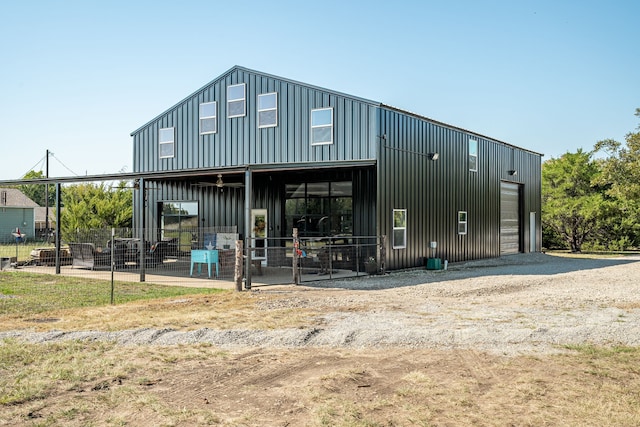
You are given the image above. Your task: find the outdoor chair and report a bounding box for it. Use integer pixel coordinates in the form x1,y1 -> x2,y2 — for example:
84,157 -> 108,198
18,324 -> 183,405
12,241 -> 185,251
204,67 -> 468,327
68,242 -> 112,270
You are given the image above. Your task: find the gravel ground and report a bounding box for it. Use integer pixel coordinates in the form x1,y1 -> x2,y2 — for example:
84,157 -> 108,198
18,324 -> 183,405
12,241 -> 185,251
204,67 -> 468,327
2,253 -> 640,356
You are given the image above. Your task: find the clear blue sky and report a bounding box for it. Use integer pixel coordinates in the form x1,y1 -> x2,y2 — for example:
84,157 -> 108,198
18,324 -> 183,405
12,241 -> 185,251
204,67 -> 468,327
1,0 -> 638,180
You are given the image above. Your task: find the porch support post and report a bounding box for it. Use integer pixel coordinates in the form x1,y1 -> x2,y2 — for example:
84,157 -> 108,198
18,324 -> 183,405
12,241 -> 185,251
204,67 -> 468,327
55,182 -> 61,274
244,168 -> 252,290
138,178 -> 145,282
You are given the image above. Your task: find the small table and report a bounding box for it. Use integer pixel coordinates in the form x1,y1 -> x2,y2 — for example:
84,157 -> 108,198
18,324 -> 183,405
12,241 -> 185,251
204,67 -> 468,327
190,250 -> 219,278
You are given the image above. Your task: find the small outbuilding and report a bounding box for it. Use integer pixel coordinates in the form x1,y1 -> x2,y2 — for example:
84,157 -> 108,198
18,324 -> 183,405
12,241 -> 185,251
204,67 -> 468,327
0,188 -> 38,243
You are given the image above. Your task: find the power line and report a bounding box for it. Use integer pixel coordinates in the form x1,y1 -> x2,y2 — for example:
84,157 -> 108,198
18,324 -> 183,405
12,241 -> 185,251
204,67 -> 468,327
50,153 -> 79,176
20,154 -> 47,178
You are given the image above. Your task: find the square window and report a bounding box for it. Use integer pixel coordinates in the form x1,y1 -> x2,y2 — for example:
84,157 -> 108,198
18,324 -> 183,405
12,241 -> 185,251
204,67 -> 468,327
227,83 -> 246,118
199,101 -> 217,134
159,127 -> 174,158
393,209 -> 407,249
258,92 -> 278,128
311,108 -> 333,145
469,139 -> 478,172
458,211 -> 468,235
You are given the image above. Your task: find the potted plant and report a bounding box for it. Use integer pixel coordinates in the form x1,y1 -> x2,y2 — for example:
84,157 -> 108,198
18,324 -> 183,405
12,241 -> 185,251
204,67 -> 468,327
364,256 -> 378,275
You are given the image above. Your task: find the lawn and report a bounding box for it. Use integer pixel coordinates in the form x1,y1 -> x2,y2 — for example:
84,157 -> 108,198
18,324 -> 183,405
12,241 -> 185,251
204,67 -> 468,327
0,271 -> 225,316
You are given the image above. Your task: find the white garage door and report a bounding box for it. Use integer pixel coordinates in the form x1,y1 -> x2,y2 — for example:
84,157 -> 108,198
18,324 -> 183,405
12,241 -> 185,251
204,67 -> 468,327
500,182 -> 521,255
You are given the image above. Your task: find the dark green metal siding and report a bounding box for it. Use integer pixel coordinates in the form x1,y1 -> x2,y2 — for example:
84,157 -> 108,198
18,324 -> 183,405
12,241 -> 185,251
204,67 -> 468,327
131,66 -> 541,271
132,67 -> 378,173
377,107 -> 542,269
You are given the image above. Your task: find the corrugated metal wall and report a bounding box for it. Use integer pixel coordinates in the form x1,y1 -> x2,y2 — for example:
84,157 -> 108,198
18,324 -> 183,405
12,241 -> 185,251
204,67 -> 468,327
130,66 -> 541,271
377,107 -> 541,269
132,67 -> 378,173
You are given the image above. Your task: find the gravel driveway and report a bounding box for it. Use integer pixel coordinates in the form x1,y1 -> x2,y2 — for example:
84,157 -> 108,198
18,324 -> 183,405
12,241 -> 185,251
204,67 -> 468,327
3,253 -> 640,356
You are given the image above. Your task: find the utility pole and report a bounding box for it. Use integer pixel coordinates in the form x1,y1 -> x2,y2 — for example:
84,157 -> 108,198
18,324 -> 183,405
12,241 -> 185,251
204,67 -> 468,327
45,149 -> 49,238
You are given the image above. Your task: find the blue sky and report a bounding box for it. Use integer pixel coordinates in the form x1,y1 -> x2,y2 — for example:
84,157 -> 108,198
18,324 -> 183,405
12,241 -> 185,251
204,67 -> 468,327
1,0 -> 638,179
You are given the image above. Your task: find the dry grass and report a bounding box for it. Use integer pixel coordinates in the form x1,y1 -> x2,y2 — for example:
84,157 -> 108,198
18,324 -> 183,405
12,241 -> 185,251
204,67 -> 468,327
1,272 -> 324,332
1,327 -> 640,425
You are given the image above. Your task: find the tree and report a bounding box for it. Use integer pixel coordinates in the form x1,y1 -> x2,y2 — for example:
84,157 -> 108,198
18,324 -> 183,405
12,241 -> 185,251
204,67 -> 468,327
593,108 -> 640,248
542,149 -> 605,252
15,170 -> 56,207
59,182 -> 133,242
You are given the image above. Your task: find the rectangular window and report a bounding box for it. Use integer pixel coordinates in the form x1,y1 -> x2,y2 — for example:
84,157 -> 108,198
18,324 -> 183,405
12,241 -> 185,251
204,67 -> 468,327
160,201 -> 199,254
159,127 -> 174,158
469,139 -> 478,172
227,83 -> 246,118
199,101 -> 217,134
393,209 -> 407,249
458,211 -> 468,235
284,181 -> 353,237
258,92 -> 278,128
311,107 -> 333,145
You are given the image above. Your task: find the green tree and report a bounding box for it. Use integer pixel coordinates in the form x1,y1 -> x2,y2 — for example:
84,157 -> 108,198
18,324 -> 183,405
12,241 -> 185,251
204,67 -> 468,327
15,170 -> 56,207
593,108 -> 640,248
59,182 -> 133,242
542,149 -> 606,252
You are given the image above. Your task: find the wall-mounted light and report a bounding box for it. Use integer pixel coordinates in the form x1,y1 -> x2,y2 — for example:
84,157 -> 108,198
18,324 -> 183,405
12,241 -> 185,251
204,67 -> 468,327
508,170 -> 518,176
428,152 -> 439,161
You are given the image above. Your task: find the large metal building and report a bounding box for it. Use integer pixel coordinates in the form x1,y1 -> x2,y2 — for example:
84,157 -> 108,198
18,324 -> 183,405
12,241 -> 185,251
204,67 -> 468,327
131,65 -> 541,271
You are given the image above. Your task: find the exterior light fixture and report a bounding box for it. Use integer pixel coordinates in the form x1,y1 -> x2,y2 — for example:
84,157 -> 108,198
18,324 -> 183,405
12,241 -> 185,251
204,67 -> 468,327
508,170 -> 518,176
429,152 -> 439,161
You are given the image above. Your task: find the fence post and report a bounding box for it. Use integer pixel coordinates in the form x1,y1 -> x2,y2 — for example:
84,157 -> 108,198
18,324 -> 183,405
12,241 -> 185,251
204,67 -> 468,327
234,240 -> 243,292
110,227 -> 115,304
292,228 -> 299,285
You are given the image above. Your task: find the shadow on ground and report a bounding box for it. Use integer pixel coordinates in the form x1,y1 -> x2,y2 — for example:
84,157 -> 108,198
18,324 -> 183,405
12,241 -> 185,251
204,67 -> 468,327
300,253 -> 640,291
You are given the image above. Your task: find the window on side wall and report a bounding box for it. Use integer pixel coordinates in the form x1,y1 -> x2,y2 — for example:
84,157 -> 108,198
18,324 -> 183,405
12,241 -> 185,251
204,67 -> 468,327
469,139 -> 478,172
311,107 -> 333,145
159,127 -> 175,158
258,92 -> 278,128
227,83 -> 246,118
393,209 -> 407,249
199,101 -> 217,134
458,211 -> 468,235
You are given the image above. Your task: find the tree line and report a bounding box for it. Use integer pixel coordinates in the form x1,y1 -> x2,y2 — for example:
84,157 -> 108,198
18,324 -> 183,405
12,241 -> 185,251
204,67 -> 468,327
543,108 -> 640,252
15,175 -> 133,242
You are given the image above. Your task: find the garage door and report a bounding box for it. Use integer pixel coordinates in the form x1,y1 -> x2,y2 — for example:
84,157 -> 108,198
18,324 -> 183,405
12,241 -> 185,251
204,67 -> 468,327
500,182 -> 521,255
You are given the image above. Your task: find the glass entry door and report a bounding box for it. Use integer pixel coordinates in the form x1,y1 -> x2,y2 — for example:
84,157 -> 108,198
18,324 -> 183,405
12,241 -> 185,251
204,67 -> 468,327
251,209 -> 267,263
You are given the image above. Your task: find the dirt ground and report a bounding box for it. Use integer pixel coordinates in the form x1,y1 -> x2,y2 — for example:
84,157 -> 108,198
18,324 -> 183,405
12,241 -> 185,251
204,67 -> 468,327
3,252 -> 640,426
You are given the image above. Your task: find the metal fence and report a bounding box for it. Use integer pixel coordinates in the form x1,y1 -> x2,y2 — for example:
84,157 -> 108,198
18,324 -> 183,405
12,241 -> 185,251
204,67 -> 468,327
1,226 -> 385,288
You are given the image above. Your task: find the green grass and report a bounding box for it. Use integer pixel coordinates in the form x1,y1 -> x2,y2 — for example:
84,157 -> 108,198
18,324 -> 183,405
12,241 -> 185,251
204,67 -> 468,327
0,272 -> 225,315
0,241 -> 52,260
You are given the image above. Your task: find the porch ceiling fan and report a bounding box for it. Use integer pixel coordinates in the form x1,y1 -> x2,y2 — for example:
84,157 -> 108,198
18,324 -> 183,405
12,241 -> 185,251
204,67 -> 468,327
193,174 -> 244,190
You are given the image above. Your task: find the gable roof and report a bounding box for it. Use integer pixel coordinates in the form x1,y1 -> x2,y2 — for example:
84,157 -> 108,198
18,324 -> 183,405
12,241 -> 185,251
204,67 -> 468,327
130,65 -> 542,157
130,65 -> 381,136
0,188 -> 39,208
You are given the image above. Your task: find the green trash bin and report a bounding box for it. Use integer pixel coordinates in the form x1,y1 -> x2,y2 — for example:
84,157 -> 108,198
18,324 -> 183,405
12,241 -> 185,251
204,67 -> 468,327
426,258 -> 441,270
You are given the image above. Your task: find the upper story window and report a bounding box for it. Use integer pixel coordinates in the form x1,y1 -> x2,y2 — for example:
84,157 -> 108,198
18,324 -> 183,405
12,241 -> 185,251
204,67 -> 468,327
311,107 -> 333,145
393,209 -> 407,249
159,127 -> 175,158
199,101 -> 217,135
469,139 -> 478,172
258,92 -> 278,128
227,83 -> 246,118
